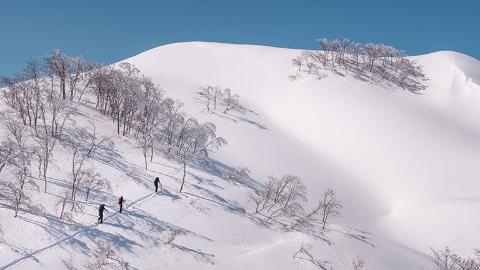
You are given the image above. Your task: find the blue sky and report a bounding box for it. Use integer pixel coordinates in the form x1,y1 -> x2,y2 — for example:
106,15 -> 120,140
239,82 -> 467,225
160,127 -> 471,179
0,0 -> 478,75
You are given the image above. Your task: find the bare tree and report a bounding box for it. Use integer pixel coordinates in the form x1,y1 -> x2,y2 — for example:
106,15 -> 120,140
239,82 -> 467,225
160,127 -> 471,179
352,256 -> 367,270
55,190 -> 70,219
223,167 -> 250,184
0,139 -> 18,174
66,125 -> 107,209
81,168 -> 107,202
164,229 -> 185,245
319,189 -> 342,229
45,49 -> 70,100
139,130 -> 153,170
2,181 -> 30,217
212,86 -> 223,110
85,240 -> 124,270
290,199 -> 323,230
175,121 -> 226,193
62,257 -> 80,270
221,88 -> 241,113
292,242 -> 327,268
198,86 -> 213,111
252,175 -> 307,220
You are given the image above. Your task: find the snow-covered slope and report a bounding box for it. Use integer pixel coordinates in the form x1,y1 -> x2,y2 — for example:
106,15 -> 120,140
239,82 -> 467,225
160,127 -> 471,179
1,42 -> 479,270
125,42 -> 480,253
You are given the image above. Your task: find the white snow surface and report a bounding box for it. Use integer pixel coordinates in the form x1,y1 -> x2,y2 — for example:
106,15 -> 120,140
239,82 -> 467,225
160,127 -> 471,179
1,41 -> 479,269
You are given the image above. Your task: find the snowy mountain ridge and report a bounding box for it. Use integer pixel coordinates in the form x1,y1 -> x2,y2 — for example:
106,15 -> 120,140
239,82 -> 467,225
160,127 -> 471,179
0,41 -> 479,270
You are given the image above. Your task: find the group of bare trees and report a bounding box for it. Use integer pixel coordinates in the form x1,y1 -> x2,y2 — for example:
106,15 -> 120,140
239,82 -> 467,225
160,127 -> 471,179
0,48 -> 228,221
431,247 -> 480,270
198,86 -> 243,113
90,64 -> 227,191
0,50 -> 105,219
292,38 -> 428,93
0,113 -> 36,217
250,175 -> 342,231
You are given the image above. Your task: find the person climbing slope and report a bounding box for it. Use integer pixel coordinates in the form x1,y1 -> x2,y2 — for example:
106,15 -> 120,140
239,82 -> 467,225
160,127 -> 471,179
98,203 -> 108,223
154,177 -> 161,193
118,196 -> 126,213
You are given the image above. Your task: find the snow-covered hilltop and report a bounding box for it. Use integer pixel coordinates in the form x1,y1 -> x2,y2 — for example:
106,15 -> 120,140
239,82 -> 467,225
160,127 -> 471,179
1,41 -> 479,270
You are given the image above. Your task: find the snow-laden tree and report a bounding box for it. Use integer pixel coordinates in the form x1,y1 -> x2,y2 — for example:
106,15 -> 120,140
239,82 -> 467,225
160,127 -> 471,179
44,49 -> 71,100
174,120 -> 227,193
221,88 -> 242,113
223,167 -> 250,184
252,175 -> 307,220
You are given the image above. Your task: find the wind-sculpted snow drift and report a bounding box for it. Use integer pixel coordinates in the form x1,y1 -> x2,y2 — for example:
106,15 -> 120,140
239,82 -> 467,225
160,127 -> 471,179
0,42 -> 479,269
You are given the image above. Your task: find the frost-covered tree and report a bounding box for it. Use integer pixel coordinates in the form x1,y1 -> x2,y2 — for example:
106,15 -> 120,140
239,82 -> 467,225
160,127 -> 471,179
431,247 -> 480,270
352,256 -> 367,270
252,175 -> 307,220
85,240 -> 125,270
81,168 -> 107,202
175,120 -> 226,193
223,167 -> 250,184
198,85 -> 214,111
44,49 -> 70,100
221,88 -> 241,113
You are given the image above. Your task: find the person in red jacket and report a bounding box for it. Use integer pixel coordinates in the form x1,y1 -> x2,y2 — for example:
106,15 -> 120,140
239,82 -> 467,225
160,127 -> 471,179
118,196 -> 126,213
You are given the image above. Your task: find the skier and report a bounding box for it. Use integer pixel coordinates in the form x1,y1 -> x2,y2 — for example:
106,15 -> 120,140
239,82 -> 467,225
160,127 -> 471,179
118,196 -> 126,213
154,177 -> 161,193
98,204 -> 108,223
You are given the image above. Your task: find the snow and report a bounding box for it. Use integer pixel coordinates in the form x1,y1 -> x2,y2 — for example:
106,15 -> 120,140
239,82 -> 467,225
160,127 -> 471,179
1,41 -> 480,269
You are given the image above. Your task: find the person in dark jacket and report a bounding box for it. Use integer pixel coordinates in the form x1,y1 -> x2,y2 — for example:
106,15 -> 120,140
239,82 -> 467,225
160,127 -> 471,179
98,204 -> 108,223
118,196 -> 126,213
154,177 -> 160,193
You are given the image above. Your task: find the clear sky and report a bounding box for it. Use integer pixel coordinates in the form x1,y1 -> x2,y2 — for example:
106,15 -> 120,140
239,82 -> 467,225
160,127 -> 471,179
0,0 -> 478,75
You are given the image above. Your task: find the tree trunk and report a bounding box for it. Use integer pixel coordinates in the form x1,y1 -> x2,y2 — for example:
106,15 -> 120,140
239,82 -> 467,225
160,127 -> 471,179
179,161 -> 187,193
60,199 -> 66,219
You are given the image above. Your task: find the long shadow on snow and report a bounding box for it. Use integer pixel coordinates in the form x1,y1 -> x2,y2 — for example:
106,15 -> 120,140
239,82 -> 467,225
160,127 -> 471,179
170,243 -> 215,265
189,157 -> 263,195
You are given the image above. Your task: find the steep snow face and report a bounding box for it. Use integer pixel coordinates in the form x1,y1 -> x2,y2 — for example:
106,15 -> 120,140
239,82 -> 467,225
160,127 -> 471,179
125,42 -> 480,255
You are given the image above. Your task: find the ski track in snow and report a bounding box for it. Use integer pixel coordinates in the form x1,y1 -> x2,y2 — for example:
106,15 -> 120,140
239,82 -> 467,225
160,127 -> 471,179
0,191 -> 158,270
